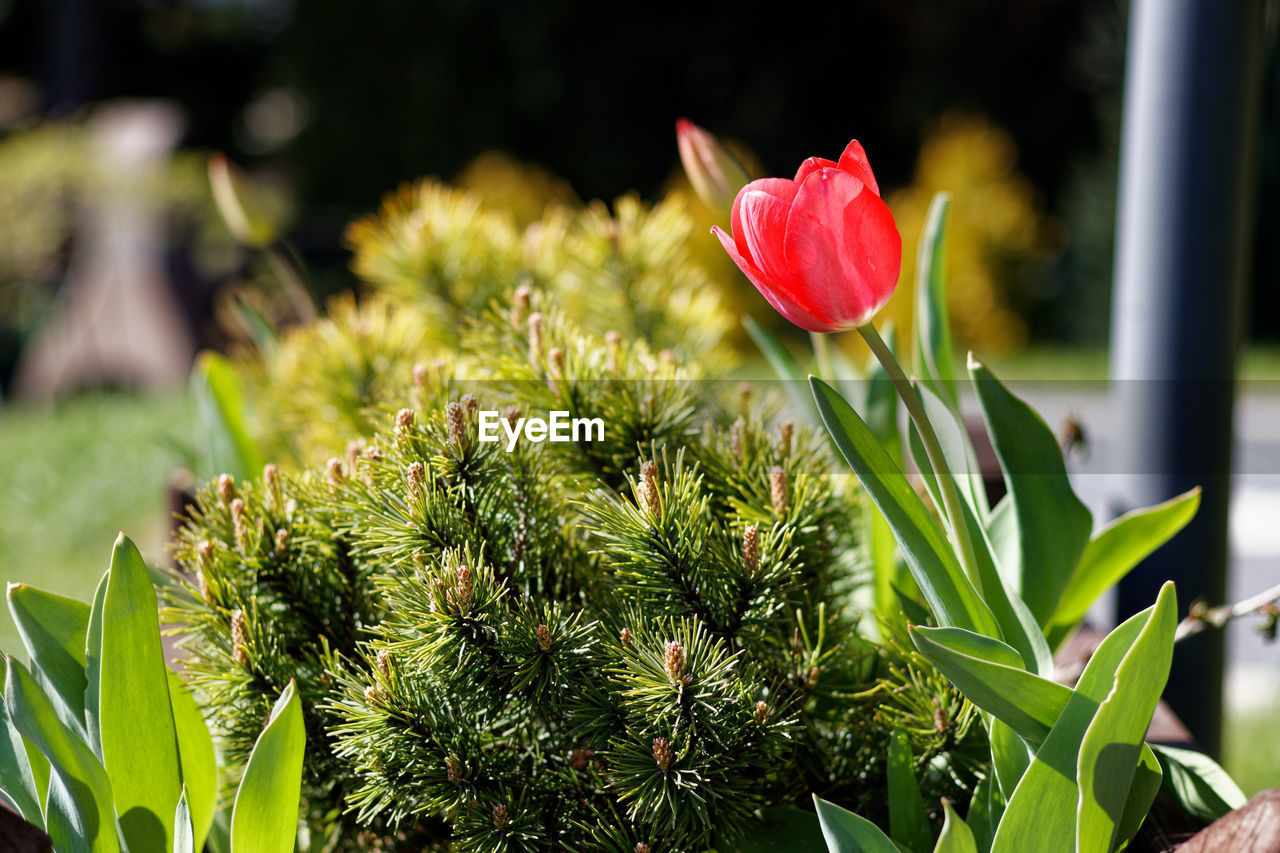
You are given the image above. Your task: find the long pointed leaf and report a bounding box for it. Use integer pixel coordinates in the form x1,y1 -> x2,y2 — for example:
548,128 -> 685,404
934,799 -> 977,853
1076,582 -> 1176,851
1150,744 -> 1245,823
175,788 -> 195,853
231,680 -> 304,853
811,377 -> 998,636
913,193 -> 959,408
0,670 -> 45,826
1050,489 -> 1200,635
970,359 -> 1092,626
6,657 -> 118,853
97,534 -> 182,853
911,626 -> 1070,746
813,794 -> 901,853
192,351 -> 264,480
169,671 -> 217,851
83,572 -> 108,760
888,729 -> 932,853
8,585 -> 91,737
990,584 -> 1173,853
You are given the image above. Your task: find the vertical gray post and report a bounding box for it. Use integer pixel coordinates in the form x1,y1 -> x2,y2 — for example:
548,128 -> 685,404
1111,0 -> 1263,756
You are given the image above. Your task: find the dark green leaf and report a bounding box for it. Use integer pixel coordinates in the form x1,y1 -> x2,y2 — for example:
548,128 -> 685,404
1151,744 -> 1245,824
913,193 -> 958,408
888,729 -> 932,852
813,794 -> 901,853
192,351 -> 264,481
169,671 -> 217,851
7,584 -> 90,736
811,377 -> 997,636
970,360 -> 1092,626
734,806 -> 827,853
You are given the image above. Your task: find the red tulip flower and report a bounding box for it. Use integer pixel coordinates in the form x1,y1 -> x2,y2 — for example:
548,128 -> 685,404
712,139 -> 901,333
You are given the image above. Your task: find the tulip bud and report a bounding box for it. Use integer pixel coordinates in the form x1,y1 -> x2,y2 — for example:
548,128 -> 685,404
675,118 -> 751,215
208,153 -> 279,249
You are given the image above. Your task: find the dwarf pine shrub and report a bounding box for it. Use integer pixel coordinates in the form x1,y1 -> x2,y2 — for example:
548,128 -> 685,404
165,184 -> 983,851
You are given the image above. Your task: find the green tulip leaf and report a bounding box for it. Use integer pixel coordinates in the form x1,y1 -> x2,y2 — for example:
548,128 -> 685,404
888,729 -> 932,853
906,381 -> 988,521
933,799 -> 977,853
96,534 -> 183,853
970,359 -> 1092,626
991,582 -> 1174,853
965,775 -> 998,853
83,572 -> 108,760
7,584 -> 90,736
0,669 -> 45,827
175,787 -> 195,853
231,679 -> 305,853
168,670 -> 217,851
811,376 -> 998,637
192,350 -> 264,481
732,806 -> 828,852
1151,744 -> 1245,824
1116,744 -> 1163,847
5,657 -> 118,853
1049,489 -> 1200,638
813,794 -> 901,853
910,626 -> 1070,745
1076,582 -> 1176,852
913,192 -> 959,409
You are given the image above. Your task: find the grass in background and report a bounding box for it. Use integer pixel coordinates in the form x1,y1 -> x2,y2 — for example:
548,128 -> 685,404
1223,706 -> 1280,796
0,390 -> 190,654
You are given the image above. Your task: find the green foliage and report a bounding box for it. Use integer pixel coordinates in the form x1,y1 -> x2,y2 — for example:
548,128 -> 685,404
0,534 -> 307,853
786,192 -> 1237,853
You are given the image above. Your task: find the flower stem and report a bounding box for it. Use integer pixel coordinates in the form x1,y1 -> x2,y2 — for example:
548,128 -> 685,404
810,331 -> 835,381
856,321 -> 982,594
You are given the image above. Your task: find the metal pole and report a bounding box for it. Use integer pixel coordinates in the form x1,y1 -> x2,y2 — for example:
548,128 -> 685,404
1111,0 -> 1263,757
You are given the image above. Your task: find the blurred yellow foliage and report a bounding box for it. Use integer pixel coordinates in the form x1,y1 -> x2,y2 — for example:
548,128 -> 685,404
880,112 -> 1054,358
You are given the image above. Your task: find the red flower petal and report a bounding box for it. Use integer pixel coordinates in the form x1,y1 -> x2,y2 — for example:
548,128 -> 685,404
837,139 -> 880,197
782,168 -> 900,328
794,157 -> 838,185
714,226 -> 840,333
730,178 -> 797,262
736,186 -> 801,291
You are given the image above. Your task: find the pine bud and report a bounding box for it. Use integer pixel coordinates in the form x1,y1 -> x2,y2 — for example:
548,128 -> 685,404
658,348 -> 675,366
395,407 -> 415,444
231,609 -> 249,667
197,570 -> 210,601
933,700 -> 949,734
528,312 -> 544,363
346,440 -> 363,475
230,498 -> 248,551
274,527 -> 290,554
364,685 -> 381,704
634,845 -> 651,853
413,362 -> 429,388
754,700 -> 770,724
619,627 -> 634,648
377,649 -> 392,680
743,524 -> 760,578
652,737 -> 673,771
503,406 -> 521,430
326,458 -> 344,489
217,473 -> 235,506
462,393 -> 479,418
453,565 -> 473,612
445,754 -> 463,784
605,330 -> 621,370
777,420 -> 794,461
512,283 -> 532,330
739,381 -> 753,415
447,401 -> 467,451
638,461 -> 660,520
536,623 -> 552,652
663,641 -> 685,683
405,462 -> 425,498
605,330 -> 622,347
570,748 -> 593,769
263,463 -> 280,510
364,444 -> 382,462
730,417 -> 746,462
548,347 -> 564,378
770,466 -> 789,517
196,540 -> 213,569
493,803 -> 510,830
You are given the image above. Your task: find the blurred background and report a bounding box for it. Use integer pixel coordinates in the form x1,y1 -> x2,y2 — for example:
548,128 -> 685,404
0,0 -> 1276,791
